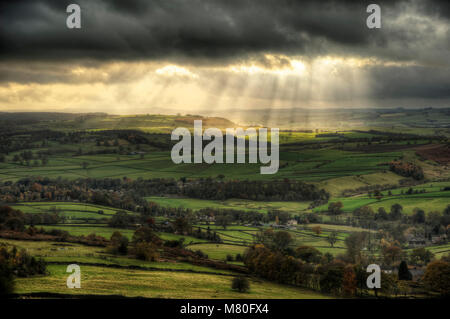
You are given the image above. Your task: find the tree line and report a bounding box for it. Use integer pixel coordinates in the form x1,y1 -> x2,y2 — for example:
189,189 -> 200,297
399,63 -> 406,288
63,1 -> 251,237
0,177 -> 328,214
183,178 -> 329,201
244,229 -> 450,297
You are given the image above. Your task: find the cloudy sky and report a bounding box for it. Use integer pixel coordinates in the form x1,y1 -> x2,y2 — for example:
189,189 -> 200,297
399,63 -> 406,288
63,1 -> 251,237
0,0 -> 449,114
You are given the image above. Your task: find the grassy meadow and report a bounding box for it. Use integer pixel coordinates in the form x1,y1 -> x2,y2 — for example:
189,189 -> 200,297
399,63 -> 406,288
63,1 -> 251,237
14,264 -> 330,299
1,110 -> 449,299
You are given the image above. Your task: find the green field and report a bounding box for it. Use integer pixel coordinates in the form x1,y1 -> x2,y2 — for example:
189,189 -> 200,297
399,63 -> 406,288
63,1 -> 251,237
367,197 -> 450,214
405,243 -> 450,259
11,202 -> 136,221
1,238 -> 330,299
315,185 -> 450,215
1,110 -> 449,299
316,171 -> 404,197
187,243 -> 247,261
423,244 -> 450,259
14,264 -> 330,299
40,225 -> 135,239
0,146 -> 405,183
0,239 -> 233,275
146,196 -> 311,214
39,224 -> 208,244
305,224 -> 376,233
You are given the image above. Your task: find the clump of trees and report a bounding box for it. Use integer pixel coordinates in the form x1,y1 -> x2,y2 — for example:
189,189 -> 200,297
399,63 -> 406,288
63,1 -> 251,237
0,205 -> 63,229
409,247 -> 434,266
191,226 -> 222,243
0,245 -> 47,296
131,226 -> 161,261
398,261 -> 412,281
295,246 -> 323,263
244,244 -> 356,295
0,206 -> 26,231
328,202 -> 343,215
108,211 -> 138,228
134,242 -> 159,261
327,231 -> 338,247
389,161 -> 424,180
422,260 -> 450,296
231,276 -> 250,293
255,229 -> 293,252
0,261 -> 14,296
108,231 -> 129,255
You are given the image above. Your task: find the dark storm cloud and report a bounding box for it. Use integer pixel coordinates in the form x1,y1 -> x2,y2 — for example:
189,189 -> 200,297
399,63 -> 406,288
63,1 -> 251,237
0,0 -> 446,63
418,0 -> 450,19
0,0 -> 449,105
369,65 -> 450,99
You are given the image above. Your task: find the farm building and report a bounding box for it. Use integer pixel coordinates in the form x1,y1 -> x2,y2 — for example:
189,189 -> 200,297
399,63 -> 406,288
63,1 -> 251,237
406,235 -> 427,247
